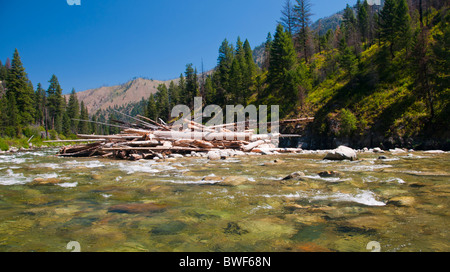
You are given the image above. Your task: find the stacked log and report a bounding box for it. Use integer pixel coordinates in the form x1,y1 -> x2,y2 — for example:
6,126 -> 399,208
50,115 -> 302,160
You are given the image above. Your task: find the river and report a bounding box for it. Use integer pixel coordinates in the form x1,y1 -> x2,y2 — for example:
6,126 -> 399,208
0,148 -> 448,252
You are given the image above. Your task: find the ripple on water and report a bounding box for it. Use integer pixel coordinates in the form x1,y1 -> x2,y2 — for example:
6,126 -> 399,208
0,169 -> 32,185
261,189 -> 385,207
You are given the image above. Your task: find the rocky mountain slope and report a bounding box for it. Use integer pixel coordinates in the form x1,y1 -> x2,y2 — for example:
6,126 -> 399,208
68,77 -> 177,114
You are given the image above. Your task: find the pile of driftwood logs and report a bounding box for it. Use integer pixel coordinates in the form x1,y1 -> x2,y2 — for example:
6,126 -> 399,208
52,114 -> 303,160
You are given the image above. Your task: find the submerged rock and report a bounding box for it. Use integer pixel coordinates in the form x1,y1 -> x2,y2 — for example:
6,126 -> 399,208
318,171 -> 344,178
150,221 -> 187,235
224,222 -> 249,235
387,196 -> 416,207
262,159 -> 285,166
282,171 -> 306,180
202,176 -> 223,182
220,176 -> 248,186
108,202 -> 168,214
31,177 -> 62,185
323,146 -> 357,161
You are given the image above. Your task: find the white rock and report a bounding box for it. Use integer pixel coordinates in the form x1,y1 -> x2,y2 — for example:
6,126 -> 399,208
373,147 -> 384,153
424,150 -> 445,154
207,151 -> 220,161
324,146 -> 358,161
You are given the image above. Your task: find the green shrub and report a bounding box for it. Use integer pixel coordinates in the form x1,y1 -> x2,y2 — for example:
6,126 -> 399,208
338,108 -> 358,137
49,129 -> 58,140
0,138 -> 9,151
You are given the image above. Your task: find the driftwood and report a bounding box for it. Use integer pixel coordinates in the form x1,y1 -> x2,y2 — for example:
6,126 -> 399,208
53,113 -> 304,160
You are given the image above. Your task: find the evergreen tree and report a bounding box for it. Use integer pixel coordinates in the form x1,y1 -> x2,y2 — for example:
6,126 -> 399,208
358,0 -> 370,45
267,24 -> 301,116
67,88 -> 80,134
184,63 -> 199,108
243,39 -> 257,103
217,39 -> 234,103
293,0 -> 313,63
4,58 -> 10,70
378,0 -> 399,58
78,101 -> 90,134
146,93 -> 158,121
0,60 -> 8,81
156,84 -> 170,121
342,4 -> 359,50
46,74 -> 64,132
268,24 -> 298,89
6,49 -> 35,125
168,81 -> 180,110
204,75 -> 216,105
279,0 -> 296,35
34,83 -> 45,126
229,57 -> 243,104
338,38 -> 358,78
6,94 -> 20,137
394,0 -> 412,51
62,111 -> 71,136
263,32 -> 273,71
178,73 -> 186,102
0,95 -> 8,136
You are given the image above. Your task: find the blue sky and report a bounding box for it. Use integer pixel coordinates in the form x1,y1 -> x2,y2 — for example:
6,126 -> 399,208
0,0 -> 356,94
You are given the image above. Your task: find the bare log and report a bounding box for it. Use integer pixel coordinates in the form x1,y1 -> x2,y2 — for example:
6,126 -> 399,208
44,139 -> 107,143
242,140 -> 266,152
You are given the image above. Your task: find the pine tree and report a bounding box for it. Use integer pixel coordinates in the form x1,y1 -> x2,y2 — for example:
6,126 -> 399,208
267,24 -> 301,116
0,95 -> 8,136
168,80 -> 180,110
263,32 -> 273,71
0,60 -> 8,81
358,0 -> 370,45
342,4 -> 359,49
146,93 -> 158,121
217,39 -> 235,103
184,63 -> 199,108
67,88 -> 80,134
229,57 -> 243,104
178,73 -> 186,102
6,49 -> 35,125
34,83 -> 45,126
378,0 -> 399,58
78,101 -> 90,134
268,24 -> 298,89
204,76 -> 216,105
395,0 -> 412,51
62,111 -> 71,136
47,74 -> 64,132
293,0 -> 313,63
338,38 -> 358,78
6,94 -> 20,137
279,0 -> 296,35
243,39 -> 257,104
156,84 -> 170,121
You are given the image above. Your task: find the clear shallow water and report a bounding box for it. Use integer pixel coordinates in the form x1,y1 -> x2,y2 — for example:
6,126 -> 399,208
0,148 -> 448,252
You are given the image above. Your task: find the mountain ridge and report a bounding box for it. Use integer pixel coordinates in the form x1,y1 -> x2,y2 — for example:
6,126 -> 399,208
66,77 -> 178,115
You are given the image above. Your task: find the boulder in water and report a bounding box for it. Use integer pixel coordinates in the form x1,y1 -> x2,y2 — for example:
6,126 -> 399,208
324,146 -> 357,161
207,151 -> 220,161
318,171 -> 343,178
282,171 -> 306,180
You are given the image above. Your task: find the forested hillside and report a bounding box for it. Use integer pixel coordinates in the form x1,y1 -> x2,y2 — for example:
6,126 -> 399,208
144,0 -> 448,149
0,0 -> 448,150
